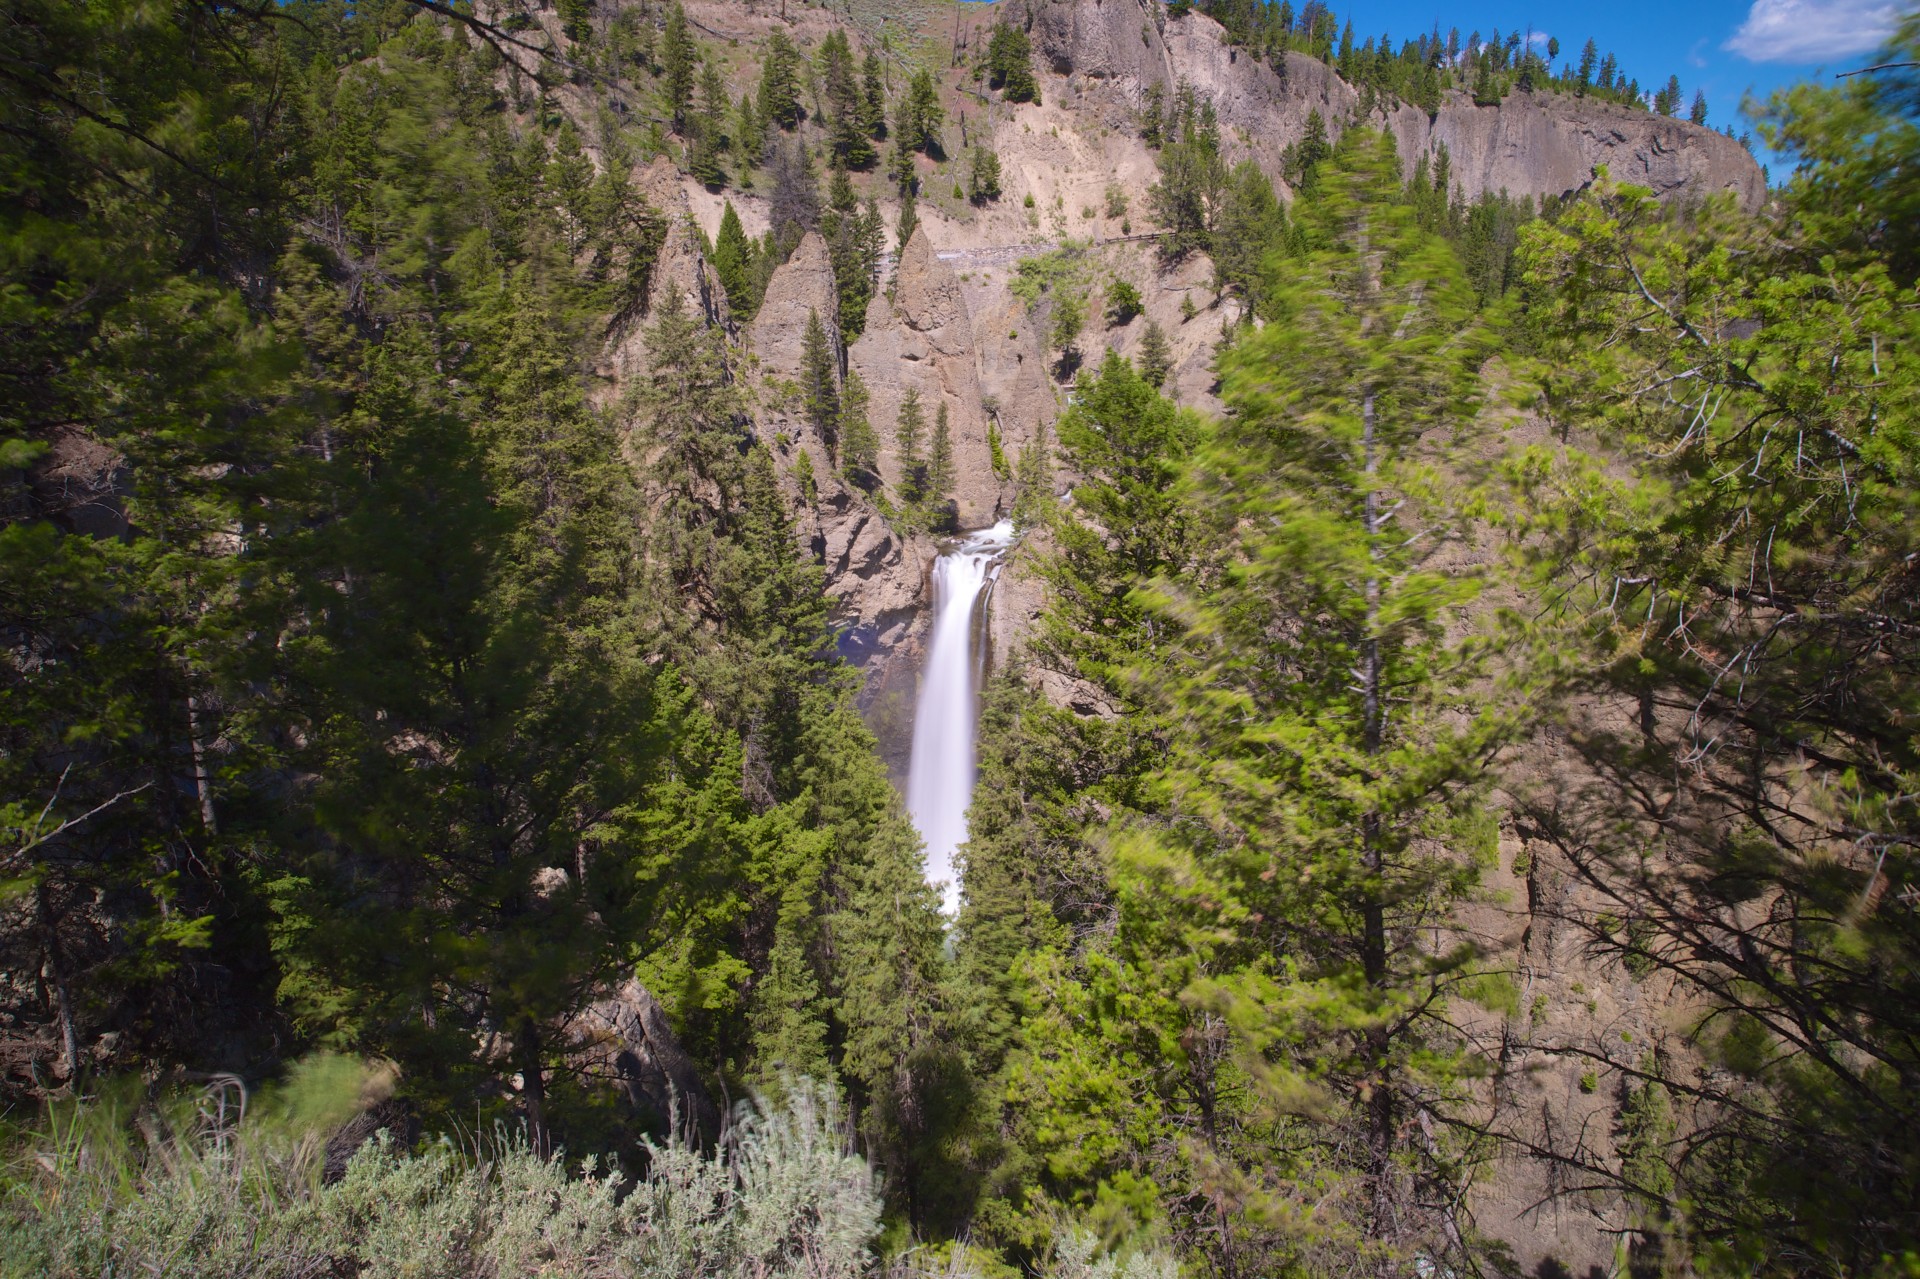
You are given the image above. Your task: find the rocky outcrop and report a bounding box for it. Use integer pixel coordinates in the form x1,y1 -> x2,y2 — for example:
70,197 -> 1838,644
850,227 -> 1004,529
750,231 -> 931,676
749,230 -> 840,376
1032,0 -> 1766,209
573,979 -> 722,1141
605,157 -> 728,388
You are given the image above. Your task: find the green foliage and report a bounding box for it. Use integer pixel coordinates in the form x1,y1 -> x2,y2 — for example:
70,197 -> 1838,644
802,308 -> 842,458
558,0 -> 594,43
758,30 -> 805,131
839,371 -> 882,490
929,403 -> 956,502
1504,24 -> 1920,1265
898,68 -> 946,158
987,418 -> 1011,479
1145,85 -> 1225,261
987,23 -> 1041,104
9,1 -> 1913,1271
1211,159 -> 1291,305
1011,417 -> 1054,530
687,59 -> 733,189
713,199 -> 762,317
860,51 -> 888,140
0,1073 -> 882,1279
819,31 -> 876,170
1753,13 -> 1920,283
1618,1054 -> 1676,1204
1135,320 -> 1174,387
1048,292 -> 1086,354
1011,242 -> 1097,364
792,446 -> 819,505
1282,108 -> 1331,194
896,185 -> 920,255
969,145 -> 1004,203
659,2 -> 696,132
823,173 -> 884,342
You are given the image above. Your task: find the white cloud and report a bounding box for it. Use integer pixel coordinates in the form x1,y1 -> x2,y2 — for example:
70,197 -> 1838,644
1526,31 -> 1553,48
1725,0 -> 1904,63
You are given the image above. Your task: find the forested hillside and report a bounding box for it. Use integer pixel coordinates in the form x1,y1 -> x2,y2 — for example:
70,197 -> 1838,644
1,0 -> 1916,1275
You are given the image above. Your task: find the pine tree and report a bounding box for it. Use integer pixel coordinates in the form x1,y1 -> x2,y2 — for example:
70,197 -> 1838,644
1186,128 -> 1518,1248
987,22 -> 1041,103
1657,74 -> 1682,116
660,2 -> 696,132
928,401 -> 954,501
822,168 -> 881,342
817,30 -> 875,170
860,49 -> 888,138
800,308 -> 841,459
1147,86 -> 1226,260
895,386 -> 926,502
558,0 -> 593,43
790,442 -> 818,504
632,290 -> 751,604
1689,88 -> 1708,124
839,370 -> 881,489
967,144 -> 1002,202
887,140 -> 916,194
759,30 -> 804,130
895,184 -> 919,256
1511,100 -> 1920,1260
1003,130 -> 1527,1269
284,274 -> 731,1155
713,200 -> 759,317
1212,158 -> 1289,304
1283,106 -> 1331,193
1010,415 -> 1053,527
1136,318 -> 1174,387
734,91 -> 765,164
899,67 -> 945,157
1576,37 -> 1597,94
688,60 -> 730,187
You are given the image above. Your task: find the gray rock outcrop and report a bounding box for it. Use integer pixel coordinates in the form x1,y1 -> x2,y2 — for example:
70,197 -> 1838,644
605,157 -> 728,388
573,979 -> 722,1141
752,231 -> 930,673
749,229 -> 839,376
850,227 -> 1004,529
1032,0 -> 1766,209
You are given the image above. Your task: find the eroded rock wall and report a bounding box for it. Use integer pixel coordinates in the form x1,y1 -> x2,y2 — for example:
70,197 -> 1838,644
1032,0 -> 1766,208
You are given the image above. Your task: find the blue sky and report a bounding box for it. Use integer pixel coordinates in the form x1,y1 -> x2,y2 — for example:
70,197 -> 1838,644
1342,0 -> 1913,165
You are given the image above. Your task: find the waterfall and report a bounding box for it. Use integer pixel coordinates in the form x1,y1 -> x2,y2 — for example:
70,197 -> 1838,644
907,519 -> 1016,915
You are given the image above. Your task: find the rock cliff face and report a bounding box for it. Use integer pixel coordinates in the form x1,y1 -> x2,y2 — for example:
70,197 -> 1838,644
1032,0 -> 1766,208
850,228 -> 1003,528
748,232 -> 933,679
604,157 -> 728,388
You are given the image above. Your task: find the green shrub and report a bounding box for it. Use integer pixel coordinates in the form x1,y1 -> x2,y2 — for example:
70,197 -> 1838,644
0,1070 -> 879,1279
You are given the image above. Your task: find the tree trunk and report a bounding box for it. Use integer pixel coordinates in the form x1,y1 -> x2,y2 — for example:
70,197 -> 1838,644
37,884 -> 79,1082
1360,390 -> 1395,1246
187,694 -> 218,835
516,1016 -> 550,1158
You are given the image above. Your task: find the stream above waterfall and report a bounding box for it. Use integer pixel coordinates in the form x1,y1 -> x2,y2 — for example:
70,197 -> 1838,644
906,520 -> 1016,915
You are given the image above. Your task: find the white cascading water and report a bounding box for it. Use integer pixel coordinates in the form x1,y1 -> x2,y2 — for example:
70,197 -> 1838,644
907,519 -> 1016,915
